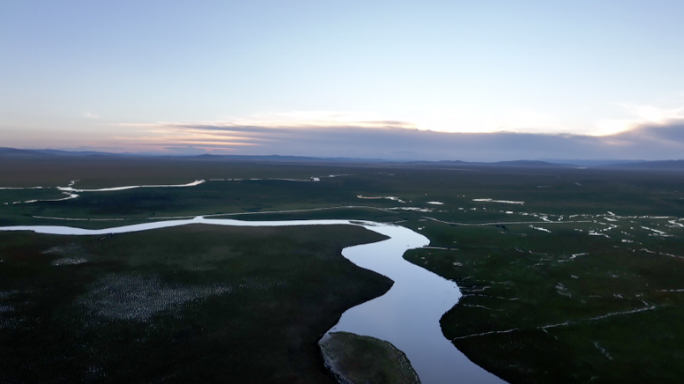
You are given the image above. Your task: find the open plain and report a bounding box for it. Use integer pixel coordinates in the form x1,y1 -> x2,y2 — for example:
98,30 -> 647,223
1,155 -> 684,383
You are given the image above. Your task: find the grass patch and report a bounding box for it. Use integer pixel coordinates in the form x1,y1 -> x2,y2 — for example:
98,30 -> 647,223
405,224 -> 684,384
0,224 -> 391,383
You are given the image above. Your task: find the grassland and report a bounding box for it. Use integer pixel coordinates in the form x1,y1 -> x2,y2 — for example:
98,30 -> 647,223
404,222 -> 684,383
0,225 -> 391,384
2,156 -> 684,383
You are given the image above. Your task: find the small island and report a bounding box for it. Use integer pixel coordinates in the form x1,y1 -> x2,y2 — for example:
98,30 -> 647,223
319,332 -> 421,384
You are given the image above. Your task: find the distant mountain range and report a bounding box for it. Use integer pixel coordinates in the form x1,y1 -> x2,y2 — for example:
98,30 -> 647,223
0,147 -> 124,157
599,160 -> 684,170
406,160 -> 576,168
1,147 -> 683,170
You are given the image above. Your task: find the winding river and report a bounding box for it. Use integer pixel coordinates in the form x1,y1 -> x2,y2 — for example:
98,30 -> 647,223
0,217 -> 505,384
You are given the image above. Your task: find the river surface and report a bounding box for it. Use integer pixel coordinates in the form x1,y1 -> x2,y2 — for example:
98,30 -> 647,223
0,217 -> 505,384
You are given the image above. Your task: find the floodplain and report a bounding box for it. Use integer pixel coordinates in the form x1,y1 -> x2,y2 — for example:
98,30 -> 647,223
1,156 -> 684,384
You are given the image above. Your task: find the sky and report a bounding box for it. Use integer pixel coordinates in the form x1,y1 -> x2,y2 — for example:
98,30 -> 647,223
2,0 -> 684,161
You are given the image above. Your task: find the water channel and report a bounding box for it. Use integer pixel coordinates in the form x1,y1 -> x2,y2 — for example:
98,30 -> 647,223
0,217 -> 505,384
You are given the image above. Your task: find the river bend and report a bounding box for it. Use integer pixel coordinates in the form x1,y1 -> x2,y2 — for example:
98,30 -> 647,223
0,217 -> 504,384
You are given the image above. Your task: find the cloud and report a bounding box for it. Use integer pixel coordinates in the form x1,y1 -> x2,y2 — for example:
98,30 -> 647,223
108,108 -> 684,161
594,104 -> 684,136
611,118 -> 684,148
133,122 -> 679,161
184,111 -> 419,131
84,112 -> 100,119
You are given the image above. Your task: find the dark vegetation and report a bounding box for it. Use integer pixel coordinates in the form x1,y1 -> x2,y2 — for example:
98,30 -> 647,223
0,225 -> 391,384
2,156 -> 683,225
404,223 -> 684,383
2,155 -> 684,383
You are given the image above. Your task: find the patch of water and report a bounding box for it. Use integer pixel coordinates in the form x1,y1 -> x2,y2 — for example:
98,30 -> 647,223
668,220 -> 684,228
529,225 -> 551,233
58,179 -> 205,192
389,207 -> 433,213
472,198 -> 524,205
357,195 -> 406,203
0,186 -> 44,190
569,253 -> 588,259
641,226 -> 672,237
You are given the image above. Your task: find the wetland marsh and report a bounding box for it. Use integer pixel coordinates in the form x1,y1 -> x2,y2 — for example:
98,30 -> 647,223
2,156 -> 684,383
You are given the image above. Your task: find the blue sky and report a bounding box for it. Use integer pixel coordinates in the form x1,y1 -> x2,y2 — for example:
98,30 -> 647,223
2,1 -> 684,160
